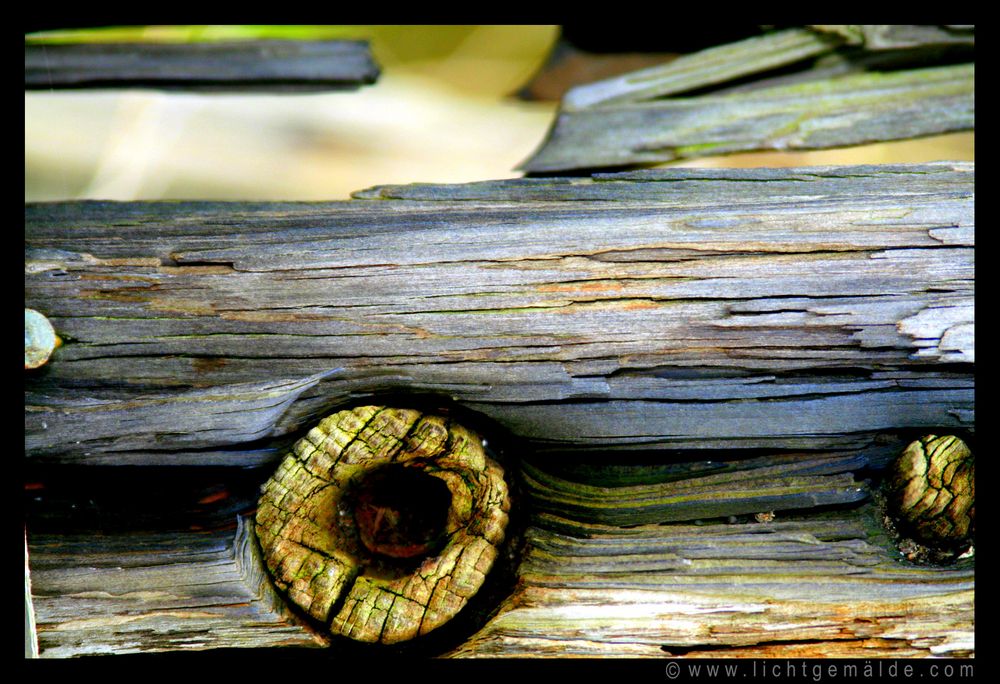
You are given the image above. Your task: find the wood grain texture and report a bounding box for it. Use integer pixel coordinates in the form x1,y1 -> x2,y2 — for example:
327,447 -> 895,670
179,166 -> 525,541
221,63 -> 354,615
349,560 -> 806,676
522,26 -> 974,172
559,28 -> 844,110
24,164 -> 974,657
558,26 -> 975,112
24,163 -> 973,466
24,39 -> 379,91
447,507 -> 973,658
255,406 -> 511,644
27,464 -> 974,657
522,65 -> 973,172
28,518 -> 328,656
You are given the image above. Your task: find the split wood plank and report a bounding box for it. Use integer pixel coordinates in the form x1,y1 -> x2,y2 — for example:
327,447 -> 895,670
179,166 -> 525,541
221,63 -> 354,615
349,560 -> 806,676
521,27 -> 973,172
24,163 -> 973,464
28,495 -> 974,656
27,517 -> 327,656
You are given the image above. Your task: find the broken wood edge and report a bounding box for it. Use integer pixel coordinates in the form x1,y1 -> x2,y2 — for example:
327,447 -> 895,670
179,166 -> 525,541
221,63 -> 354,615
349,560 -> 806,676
233,513 -> 331,647
25,532 -> 40,658
521,63 -> 973,173
561,27 -> 843,110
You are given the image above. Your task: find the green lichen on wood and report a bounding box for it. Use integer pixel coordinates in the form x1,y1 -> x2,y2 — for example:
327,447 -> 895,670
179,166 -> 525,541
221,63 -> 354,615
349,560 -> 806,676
524,64 -> 974,172
521,454 -> 869,526
523,22 -> 974,173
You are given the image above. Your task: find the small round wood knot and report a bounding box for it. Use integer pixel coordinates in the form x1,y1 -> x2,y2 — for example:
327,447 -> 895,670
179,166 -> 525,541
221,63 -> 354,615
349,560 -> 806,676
255,406 -> 510,644
885,435 -> 974,552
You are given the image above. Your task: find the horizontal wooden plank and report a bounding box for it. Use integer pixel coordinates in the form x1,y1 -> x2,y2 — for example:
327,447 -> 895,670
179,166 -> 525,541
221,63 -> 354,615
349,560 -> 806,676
24,39 -> 379,91
24,163 -> 974,464
28,518 -> 327,656
522,65 -> 973,172
560,28 -> 844,110
450,512 -> 974,657
28,463 -> 974,657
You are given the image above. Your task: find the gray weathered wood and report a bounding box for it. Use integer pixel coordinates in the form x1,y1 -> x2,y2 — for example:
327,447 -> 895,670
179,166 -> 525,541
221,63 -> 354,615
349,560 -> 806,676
24,164 -> 975,657
24,39 -> 379,92
448,506 -> 974,657
522,25 -> 974,173
28,517 -> 327,656
522,64 -> 973,172
24,163 -> 973,465
560,28 -> 844,110
28,478 -> 974,657
809,25 -> 975,51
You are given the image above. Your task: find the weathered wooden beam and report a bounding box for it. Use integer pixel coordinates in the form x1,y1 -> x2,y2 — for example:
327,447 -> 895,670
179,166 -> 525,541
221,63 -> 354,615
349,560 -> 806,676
24,39 -> 379,92
809,25 -> 975,51
522,65 -> 973,172
27,470 -> 974,657
559,28 -> 844,110
28,518 -> 327,656
449,508 -> 973,658
24,163 -> 973,465
521,26 -> 974,172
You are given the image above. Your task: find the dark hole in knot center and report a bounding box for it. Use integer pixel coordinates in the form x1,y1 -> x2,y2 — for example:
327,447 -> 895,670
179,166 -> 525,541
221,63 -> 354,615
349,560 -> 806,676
352,465 -> 452,560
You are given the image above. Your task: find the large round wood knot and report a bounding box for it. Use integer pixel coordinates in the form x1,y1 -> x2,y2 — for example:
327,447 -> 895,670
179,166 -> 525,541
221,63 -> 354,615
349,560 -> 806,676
255,406 -> 510,644
885,435 -> 974,553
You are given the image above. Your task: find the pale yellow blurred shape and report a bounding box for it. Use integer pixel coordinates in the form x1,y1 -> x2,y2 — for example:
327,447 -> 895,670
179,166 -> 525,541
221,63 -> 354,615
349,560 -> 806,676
25,26 -> 561,201
25,75 -> 559,200
25,25 -> 973,202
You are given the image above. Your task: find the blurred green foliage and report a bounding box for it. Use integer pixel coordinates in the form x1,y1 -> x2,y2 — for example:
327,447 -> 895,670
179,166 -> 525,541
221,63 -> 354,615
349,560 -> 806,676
25,25 -> 366,43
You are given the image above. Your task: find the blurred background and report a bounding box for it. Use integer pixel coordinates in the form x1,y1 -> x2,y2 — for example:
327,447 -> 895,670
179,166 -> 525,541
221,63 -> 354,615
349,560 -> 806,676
25,25 -> 974,202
